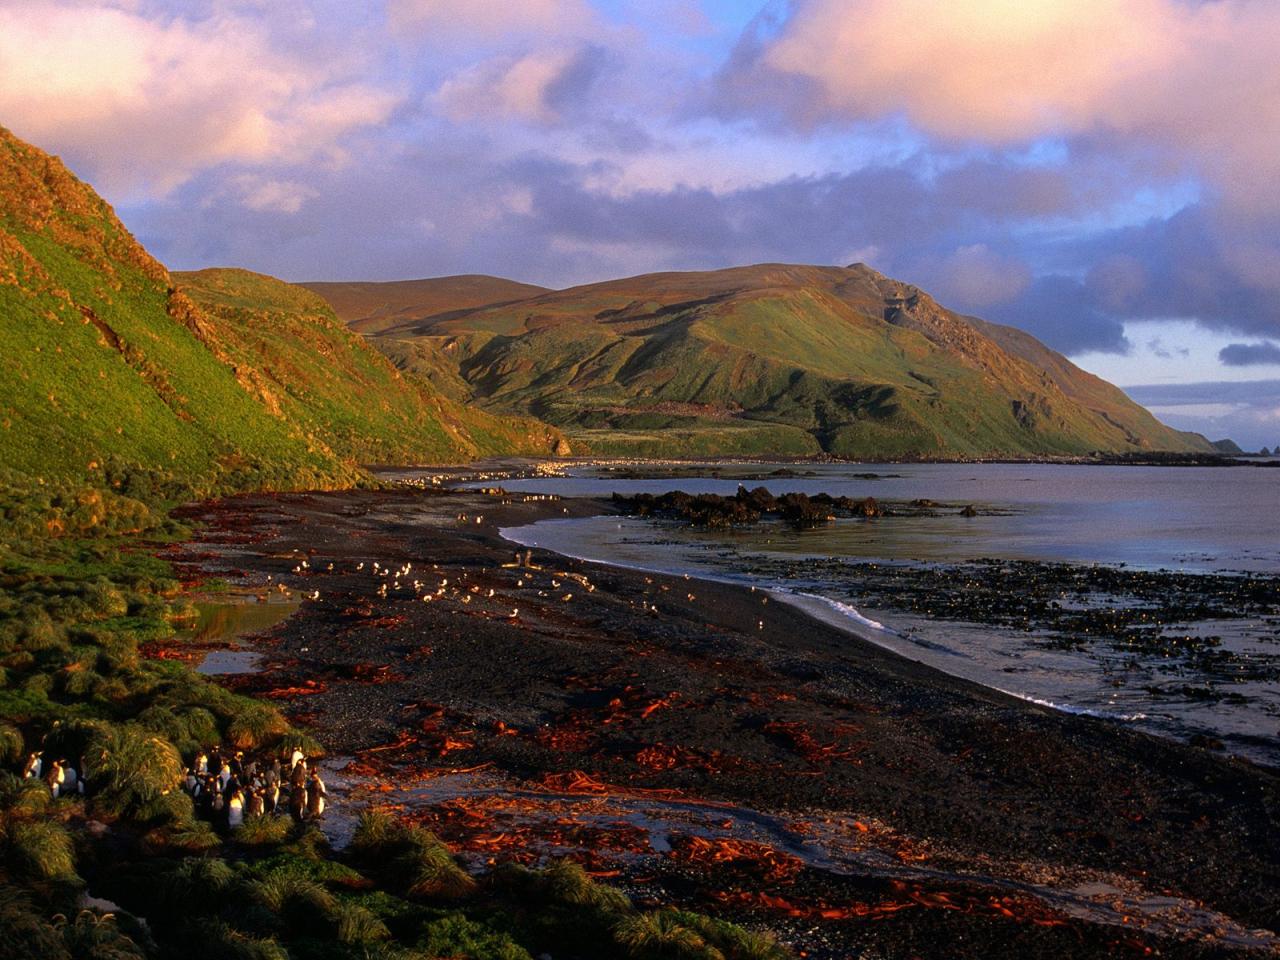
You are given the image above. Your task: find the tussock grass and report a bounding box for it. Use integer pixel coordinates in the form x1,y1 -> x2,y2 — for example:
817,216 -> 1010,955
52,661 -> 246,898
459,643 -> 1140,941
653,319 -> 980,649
181,920 -> 289,960
541,859 -> 632,915
333,901 -> 391,944
350,810 -> 476,901
615,910 -> 789,960
55,910 -> 147,960
4,819 -> 76,880
83,724 -> 183,818
275,730 -> 323,759
0,722 -> 22,763
615,910 -> 720,959
0,773 -> 52,818
231,815 -> 292,848
227,705 -> 288,750
154,818 -> 222,854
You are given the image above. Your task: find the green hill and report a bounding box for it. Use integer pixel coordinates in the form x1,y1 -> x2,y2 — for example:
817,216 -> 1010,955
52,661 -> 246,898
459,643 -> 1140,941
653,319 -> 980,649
0,125 -> 560,493
174,268 -> 563,466
338,263 -> 1211,459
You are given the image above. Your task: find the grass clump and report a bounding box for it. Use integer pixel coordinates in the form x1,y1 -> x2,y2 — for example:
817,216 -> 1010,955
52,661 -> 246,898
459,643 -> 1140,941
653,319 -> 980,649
616,910 -> 789,960
231,814 -> 294,848
82,724 -> 183,818
351,810 -> 477,901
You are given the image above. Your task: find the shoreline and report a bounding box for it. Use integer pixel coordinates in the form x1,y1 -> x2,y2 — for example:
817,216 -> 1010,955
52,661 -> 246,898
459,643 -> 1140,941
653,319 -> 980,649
165,485 -> 1280,959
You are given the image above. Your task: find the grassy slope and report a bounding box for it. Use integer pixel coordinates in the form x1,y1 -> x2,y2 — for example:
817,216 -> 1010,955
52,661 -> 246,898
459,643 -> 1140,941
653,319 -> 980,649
175,268 -> 563,464
0,125 -> 560,493
0,128 -> 356,490
352,264 -> 1211,459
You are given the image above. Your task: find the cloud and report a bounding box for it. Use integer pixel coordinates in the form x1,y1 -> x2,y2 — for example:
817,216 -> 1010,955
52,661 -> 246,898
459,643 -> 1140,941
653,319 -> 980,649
1146,338 -> 1189,361
0,2 -> 398,196
721,0 -> 1280,215
435,46 -> 606,125
1125,379 -> 1280,448
927,245 -> 1031,310
228,176 -> 318,214
1219,342 -> 1280,367
986,275 -> 1130,356
1079,207 -> 1280,339
388,0 -> 596,40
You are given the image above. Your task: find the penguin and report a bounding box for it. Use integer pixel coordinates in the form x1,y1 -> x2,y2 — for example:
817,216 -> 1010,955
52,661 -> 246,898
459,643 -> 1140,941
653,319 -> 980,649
218,761 -> 232,792
185,768 -> 198,793
289,747 -> 304,770
211,788 -> 225,816
288,782 -> 307,822
245,788 -> 264,819
195,751 -> 208,776
22,752 -> 42,780
305,771 -> 326,820
199,777 -> 217,816
289,758 -> 307,789
264,779 -> 280,814
227,788 -> 244,829
61,763 -> 78,796
46,760 -> 65,799
230,751 -> 244,779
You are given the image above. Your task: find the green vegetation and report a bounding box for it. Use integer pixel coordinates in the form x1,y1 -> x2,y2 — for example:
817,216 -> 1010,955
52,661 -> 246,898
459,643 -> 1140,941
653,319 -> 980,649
0,124 -> 784,958
0,125 -> 560,497
175,268 -> 562,466
0,457 -> 790,959
339,263 -> 1212,459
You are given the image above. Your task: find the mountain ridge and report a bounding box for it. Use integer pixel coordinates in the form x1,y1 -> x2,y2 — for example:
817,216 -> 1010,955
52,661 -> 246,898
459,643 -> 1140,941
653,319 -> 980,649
302,275 -> 550,335
317,262 -> 1212,459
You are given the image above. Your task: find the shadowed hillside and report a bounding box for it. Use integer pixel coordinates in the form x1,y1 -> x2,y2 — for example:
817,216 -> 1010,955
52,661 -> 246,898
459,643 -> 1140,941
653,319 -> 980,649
330,264 -> 1211,459
0,125 -> 560,492
303,275 -> 550,335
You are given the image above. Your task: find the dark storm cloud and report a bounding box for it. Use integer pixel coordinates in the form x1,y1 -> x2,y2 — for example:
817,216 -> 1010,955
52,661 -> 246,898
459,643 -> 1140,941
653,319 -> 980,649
1219,342 -> 1280,367
985,275 -> 1131,356
1079,207 -> 1280,339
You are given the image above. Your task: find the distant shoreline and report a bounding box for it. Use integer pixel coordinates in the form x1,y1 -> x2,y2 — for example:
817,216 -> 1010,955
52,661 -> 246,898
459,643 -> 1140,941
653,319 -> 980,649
427,451 -> 1280,476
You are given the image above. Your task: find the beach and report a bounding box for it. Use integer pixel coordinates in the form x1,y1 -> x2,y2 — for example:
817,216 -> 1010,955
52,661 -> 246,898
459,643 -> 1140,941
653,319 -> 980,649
166,483 -> 1280,959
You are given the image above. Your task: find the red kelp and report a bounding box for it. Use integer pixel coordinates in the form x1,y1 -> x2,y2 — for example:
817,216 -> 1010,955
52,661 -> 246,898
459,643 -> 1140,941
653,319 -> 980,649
668,833 -> 804,883
761,719 -> 864,764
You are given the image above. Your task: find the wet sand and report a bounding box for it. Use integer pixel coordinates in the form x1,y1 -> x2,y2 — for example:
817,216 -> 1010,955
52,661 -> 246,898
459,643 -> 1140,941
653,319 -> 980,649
165,486 -> 1280,959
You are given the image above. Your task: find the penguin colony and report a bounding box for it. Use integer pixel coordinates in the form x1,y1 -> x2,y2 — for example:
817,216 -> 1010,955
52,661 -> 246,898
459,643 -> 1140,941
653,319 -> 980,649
185,744 -> 327,828
22,741 -> 328,829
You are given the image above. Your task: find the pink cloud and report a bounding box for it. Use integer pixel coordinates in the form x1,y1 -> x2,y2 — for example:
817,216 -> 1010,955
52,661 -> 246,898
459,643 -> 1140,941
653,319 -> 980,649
0,2 -> 398,197
436,49 -> 584,124
754,0 -> 1280,212
931,244 -> 1032,309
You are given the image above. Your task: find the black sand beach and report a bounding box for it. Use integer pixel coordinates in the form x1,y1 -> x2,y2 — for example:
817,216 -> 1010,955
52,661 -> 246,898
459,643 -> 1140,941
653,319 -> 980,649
165,485 -> 1280,959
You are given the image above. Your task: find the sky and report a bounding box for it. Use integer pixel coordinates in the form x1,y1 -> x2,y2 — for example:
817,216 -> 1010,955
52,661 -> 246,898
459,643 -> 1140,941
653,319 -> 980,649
3,0 -> 1280,449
